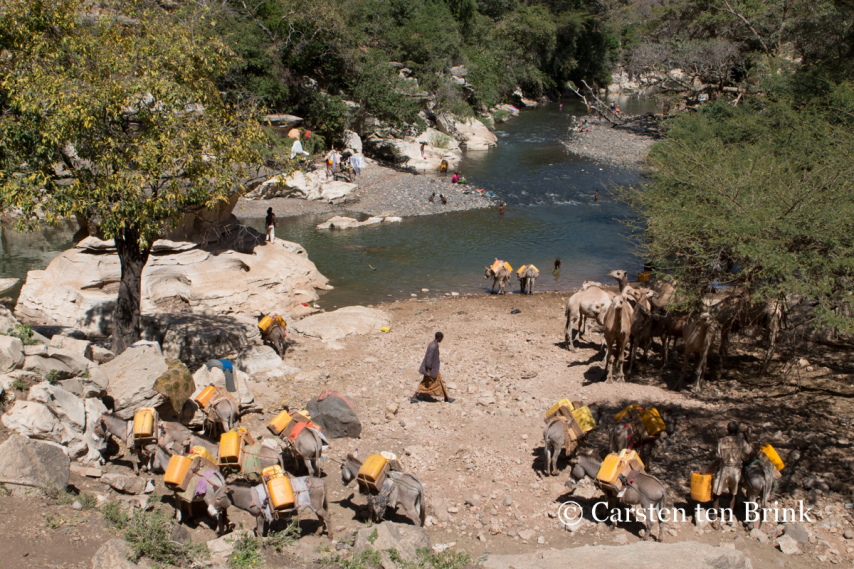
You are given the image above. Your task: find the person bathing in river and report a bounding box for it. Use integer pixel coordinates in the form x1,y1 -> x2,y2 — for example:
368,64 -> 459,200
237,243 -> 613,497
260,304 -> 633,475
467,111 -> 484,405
451,172 -> 460,184
498,202 -> 505,215
553,258 -> 561,274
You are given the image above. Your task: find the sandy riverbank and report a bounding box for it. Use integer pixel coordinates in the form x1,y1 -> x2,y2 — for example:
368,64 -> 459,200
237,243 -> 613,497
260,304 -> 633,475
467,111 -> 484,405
234,162 -> 496,220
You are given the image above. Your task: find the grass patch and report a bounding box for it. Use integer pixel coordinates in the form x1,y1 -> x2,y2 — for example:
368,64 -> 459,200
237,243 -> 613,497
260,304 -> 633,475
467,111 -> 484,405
477,115 -> 494,130
45,514 -> 65,529
123,507 -> 208,566
6,323 -> 41,345
266,520 -> 300,553
43,483 -> 75,505
428,132 -> 452,149
326,547 -> 474,569
9,377 -> 28,391
229,534 -> 263,569
44,370 -> 60,384
101,500 -> 129,528
78,492 -> 98,510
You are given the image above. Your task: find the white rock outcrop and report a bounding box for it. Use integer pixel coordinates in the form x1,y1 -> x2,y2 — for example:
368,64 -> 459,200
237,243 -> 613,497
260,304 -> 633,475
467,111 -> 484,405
291,306 -> 390,348
455,118 -> 498,150
316,215 -> 402,230
0,335 -> 25,372
15,236 -> 329,338
99,343 -> 169,419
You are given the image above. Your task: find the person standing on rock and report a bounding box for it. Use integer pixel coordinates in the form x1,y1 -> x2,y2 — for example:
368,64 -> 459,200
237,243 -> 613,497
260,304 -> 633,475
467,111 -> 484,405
265,207 -> 277,243
412,332 -> 454,403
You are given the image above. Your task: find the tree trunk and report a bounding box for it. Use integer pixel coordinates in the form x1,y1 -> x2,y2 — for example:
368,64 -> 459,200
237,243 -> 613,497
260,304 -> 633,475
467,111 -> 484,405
112,226 -> 151,355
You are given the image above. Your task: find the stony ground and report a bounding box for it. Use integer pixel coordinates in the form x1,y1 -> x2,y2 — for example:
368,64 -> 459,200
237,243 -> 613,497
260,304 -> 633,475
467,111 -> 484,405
561,116 -> 659,168
1,290 -> 852,568
234,163 -> 496,220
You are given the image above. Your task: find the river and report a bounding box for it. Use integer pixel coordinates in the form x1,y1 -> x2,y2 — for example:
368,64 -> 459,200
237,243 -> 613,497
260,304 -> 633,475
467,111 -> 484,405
0,97 -> 653,309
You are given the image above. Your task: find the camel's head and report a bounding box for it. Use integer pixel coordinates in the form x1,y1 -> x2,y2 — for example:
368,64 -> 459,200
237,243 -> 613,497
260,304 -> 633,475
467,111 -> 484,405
608,269 -> 628,283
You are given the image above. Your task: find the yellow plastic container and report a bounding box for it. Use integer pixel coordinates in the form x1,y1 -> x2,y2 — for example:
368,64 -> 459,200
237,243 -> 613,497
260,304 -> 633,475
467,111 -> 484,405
690,472 -> 713,502
545,399 -> 574,420
641,408 -> 666,437
516,265 -> 528,277
490,260 -> 513,273
380,326 -> 391,333
614,404 -> 643,422
596,453 -> 623,485
218,430 -> 243,465
619,448 -> 645,471
189,445 -> 216,465
760,444 -> 785,471
259,314 -> 286,333
571,406 -> 597,433
164,455 -> 193,489
262,464 -> 284,480
267,410 -> 293,436
357,454 -> 389,492
195,385 -> 218,409
133,408 -> 156,439
267,475 -> 295,510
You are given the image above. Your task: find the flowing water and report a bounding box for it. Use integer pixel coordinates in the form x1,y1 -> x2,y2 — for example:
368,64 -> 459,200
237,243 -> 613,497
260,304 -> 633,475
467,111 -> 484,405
0,97 -> 655,309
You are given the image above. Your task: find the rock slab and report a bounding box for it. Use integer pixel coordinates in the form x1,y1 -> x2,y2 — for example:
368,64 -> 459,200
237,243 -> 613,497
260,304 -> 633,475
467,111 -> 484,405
483,541 -> 753,569
0,434 -> 70,491
353,521 -> 430,563
91,539 -> 152,569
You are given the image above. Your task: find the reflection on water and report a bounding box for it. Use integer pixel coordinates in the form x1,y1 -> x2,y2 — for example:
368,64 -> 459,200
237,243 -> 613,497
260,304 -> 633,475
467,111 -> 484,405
0,222 -> 77,300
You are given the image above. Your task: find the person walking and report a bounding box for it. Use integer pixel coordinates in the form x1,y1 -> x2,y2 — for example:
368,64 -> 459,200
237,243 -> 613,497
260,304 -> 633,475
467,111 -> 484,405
411,332 -> 454,403
265,207 -> 277,243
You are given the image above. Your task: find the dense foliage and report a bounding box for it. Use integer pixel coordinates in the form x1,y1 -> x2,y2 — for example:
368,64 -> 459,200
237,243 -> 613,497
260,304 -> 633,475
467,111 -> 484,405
0,0 -> 263,351
204,0 -> 616,140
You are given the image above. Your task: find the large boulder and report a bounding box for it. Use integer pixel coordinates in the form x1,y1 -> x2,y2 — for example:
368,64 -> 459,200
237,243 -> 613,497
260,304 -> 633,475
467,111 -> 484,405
22,345 -> 91,379
2,382 -> 107,463
353,522 -> 430,564
0,434 -> 70,492
143,313 -> 262,370
245,170 -> 324,200
316,216 -> 399,230
191,363 -> 255,412
305,392 -> 361,439
0,335 -> 25,372
311,180 -> 358,202
455,117 -> 498,150
343,130 -> 363,153
100,343 -> 169,419
48,334 -> 93,360
91,539 -> 153,569
291,306 -> 390,347
15,236 -> 329,338
234,345 -> 284,379
483,541 -> 753,569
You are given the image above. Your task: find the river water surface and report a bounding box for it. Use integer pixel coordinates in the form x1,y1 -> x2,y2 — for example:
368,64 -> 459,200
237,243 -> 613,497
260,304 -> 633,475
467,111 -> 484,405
1,98 -> 653,308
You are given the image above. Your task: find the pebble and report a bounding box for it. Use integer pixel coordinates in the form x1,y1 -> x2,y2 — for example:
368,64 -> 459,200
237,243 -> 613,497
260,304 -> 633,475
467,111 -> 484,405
844,529 -> 854,540
503,496 -> 513,506
465,496 -> 480,507
72,501 -> 82,510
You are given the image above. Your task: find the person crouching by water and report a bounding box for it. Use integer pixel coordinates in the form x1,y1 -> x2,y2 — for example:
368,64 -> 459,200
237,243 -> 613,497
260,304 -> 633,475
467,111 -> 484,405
451,172 -> 460,184
411,332 -> 454,403
265,207 -> 277,243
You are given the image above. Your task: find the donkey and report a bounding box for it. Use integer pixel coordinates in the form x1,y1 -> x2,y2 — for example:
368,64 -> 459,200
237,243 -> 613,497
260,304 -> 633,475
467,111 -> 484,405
209,479 -> 332,538
741,455 -> 776,530
93,413 -> 191,473
543,418 -> 579,476
518,265 -> 539,295
340,453 -> 426,526
174,469 -> 230,535
201,394 -> 239,439
484,264 -> 512,295
568,454 -> 668,541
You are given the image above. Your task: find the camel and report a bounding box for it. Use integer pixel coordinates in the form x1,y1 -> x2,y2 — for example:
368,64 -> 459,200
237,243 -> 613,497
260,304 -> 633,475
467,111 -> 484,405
484,264 -> 512,294
564,285 -> 612,350
601,293 -> 634,382
211,478 -> 332,538
677,313 -> 717,390
340,453 -> 426,526
626,288 -> 657,375
517,265 -> 540,295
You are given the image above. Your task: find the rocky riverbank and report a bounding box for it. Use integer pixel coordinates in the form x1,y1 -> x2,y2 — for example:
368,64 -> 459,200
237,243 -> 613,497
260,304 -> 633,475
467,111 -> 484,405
234,161 -> 497,220
562,115 -> 660,168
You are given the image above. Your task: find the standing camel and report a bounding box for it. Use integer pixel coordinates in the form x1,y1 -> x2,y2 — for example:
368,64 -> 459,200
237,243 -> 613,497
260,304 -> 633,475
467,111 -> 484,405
601,293 -> 634,382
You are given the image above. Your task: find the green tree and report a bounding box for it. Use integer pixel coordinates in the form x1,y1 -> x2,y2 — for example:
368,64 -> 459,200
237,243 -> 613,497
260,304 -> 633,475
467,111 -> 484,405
624,83 -> 854,332
0,0 -> 264,353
